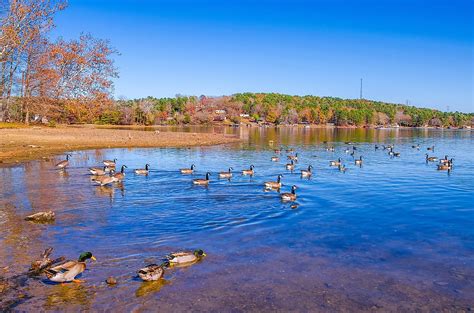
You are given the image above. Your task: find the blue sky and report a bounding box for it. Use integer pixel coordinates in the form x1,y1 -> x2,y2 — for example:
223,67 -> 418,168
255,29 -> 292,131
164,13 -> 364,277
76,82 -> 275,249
52,0 -> 473,112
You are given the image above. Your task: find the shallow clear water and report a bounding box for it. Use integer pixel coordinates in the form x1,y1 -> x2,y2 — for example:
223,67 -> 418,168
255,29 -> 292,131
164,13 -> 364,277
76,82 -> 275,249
1,127 -> 473,311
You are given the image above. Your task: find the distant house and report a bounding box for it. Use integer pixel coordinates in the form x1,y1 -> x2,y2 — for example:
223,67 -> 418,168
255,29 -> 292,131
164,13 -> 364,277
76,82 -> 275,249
214,115 -> 226,122
239,113 -> 250,118
215,109 -> 226,114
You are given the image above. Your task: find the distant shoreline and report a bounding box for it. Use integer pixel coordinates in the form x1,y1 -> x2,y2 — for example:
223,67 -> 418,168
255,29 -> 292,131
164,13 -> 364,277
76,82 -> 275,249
0,125 -> 240,166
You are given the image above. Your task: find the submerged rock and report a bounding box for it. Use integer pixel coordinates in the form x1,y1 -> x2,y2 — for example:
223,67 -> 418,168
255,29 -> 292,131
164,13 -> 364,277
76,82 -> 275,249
25,211 -> 55,223
106,277 -> 117,285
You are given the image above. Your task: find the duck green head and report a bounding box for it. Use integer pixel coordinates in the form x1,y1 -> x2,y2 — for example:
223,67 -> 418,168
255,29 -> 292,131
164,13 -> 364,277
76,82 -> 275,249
78,252 -> 97,262
194,249 -> 206,258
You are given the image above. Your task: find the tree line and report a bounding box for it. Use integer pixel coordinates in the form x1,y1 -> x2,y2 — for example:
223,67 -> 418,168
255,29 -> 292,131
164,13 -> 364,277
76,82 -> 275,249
107,93 -> 472,128
0,0 -> 118,124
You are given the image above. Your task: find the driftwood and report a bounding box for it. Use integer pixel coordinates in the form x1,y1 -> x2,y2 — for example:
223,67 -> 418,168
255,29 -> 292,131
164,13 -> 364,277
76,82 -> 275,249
28,247 -> 65,276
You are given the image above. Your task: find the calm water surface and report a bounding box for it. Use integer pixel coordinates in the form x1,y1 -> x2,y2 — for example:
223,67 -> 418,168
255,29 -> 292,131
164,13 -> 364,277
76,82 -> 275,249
1,127 -> 473,311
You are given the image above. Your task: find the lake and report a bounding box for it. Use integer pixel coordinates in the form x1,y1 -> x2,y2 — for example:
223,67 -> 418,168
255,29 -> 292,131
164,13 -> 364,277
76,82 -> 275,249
1,127 -> 473,311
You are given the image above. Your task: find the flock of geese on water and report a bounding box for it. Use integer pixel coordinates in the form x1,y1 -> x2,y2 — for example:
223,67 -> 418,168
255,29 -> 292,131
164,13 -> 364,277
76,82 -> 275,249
39,141 -> 453,285
54,141 -> 454,204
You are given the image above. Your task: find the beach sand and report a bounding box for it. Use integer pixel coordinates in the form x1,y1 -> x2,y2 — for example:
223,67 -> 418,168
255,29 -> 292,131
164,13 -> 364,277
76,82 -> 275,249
0,125 -> 239,165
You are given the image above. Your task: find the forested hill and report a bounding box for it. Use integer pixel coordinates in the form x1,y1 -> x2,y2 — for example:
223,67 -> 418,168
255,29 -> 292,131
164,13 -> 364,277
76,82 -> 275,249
112,93 -> 473,127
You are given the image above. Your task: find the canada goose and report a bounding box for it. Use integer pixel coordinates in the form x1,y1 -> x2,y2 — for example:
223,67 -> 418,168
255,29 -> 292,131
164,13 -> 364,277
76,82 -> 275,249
425,154 -> 438,162
330,158 -> 341,166
180,164 -> 196,174
137,261 -> 170,281
326,147 -> 335,152
301,165 -> 313,177
113,165 -> 127,181
393,152 -> 400,157
264,174 -> 283,189
166,249 -> 206,266
45,252 -> 96,283
345,141 -> 354,145
93,173 -> 117,186
344,148 -> 350,154
427,145 -> 435,151
271,156 -> 279,162
89,166 -> 107,176
439,156 -> 451,164
103,158 -> 117,167
374,145 -> 379,150
242,165 -> 255,176
355,156 -> 363,165
280,185 -> 297,201
412,144 -> 420,149
286,160 -> 295,170
338,164 -> 347,172
287,153 -> 298,161
219,167 -> 233,179
286,148 -> 294,153
350,150 -> 355,157
437,163 -> 452,171
55,154 -> 71,169
135,164 -> 150,175
193,172 -> 211,185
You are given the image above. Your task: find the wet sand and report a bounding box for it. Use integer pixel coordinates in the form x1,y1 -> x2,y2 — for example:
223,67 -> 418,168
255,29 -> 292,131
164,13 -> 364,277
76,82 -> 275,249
0,126 -> 239,165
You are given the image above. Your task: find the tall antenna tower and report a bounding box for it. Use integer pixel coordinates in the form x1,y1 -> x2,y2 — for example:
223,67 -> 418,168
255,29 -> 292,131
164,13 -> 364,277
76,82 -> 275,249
360,78 -> 363,100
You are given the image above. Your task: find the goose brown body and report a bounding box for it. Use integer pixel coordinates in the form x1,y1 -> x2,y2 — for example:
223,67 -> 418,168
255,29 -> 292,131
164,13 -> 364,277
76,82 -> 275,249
280,185 -> 297,201
242,165 -> 255,176
193,172 -> 211,185
264,174 -> 283,189
180,164 -> 195,174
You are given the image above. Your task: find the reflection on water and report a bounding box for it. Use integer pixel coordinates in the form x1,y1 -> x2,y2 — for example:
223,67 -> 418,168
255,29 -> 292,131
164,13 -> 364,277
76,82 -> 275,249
0,127 -> 473,311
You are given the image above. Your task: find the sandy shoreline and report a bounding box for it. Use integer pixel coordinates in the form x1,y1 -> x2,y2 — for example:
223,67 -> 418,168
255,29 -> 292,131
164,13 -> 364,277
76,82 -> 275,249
0,126 -> 240,165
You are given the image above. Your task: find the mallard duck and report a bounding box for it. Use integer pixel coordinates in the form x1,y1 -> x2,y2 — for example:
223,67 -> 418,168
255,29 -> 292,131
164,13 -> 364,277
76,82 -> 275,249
135,164 -> 150,175
219,167 -> 233,179
425,154 -> 438,162
287,153 -> 298,161
166,250 -> 206,265
45,252 -> 96,283
271,156 -> 279,162
355,156 -> 363,165
103,159 -> 117,167
330,158 -> 341,166
89,166 -> 107,176
301,165 -> 313,177
25,211 -> 55,223
412,144 -> 420,149
427,145 -> 435,151
113,165 -> 127,181
280,185 -> 297,201
242,165 -> 255,176
264,174 -> 283,189
193,172 -> 211,185
274,148 -> 282,154
286,148 -> 294,153
285,160 -> 295,170
137,261 -> 170,281
55,154 -> 71,169
180,164 -> 196,174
